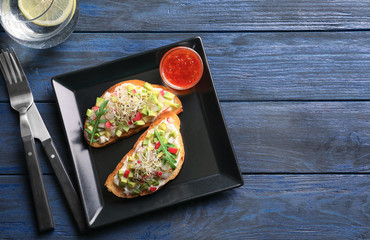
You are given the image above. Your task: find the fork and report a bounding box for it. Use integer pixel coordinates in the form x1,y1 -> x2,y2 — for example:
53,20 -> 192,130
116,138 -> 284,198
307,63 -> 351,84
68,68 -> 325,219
0,49 -> 54,232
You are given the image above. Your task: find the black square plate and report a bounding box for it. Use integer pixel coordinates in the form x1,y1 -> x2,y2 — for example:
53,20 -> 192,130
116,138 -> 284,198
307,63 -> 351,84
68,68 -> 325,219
52,37 -> 243,228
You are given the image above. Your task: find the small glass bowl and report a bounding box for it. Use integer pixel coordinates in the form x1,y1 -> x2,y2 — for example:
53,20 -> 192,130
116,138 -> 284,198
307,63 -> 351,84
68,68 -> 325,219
159,46 -> 203,90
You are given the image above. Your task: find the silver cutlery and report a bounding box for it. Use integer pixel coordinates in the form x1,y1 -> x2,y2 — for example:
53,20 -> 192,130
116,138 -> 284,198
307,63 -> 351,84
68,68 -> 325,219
0,48 -> 87,233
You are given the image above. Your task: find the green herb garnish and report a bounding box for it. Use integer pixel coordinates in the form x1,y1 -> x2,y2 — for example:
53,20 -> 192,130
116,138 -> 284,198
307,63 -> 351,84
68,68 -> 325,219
85,100 -> 109,144
153,125 -> 177,170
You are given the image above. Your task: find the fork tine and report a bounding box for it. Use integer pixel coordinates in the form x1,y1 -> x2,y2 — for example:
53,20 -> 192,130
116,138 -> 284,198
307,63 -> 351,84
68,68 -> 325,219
8,48 -> 25,83
0,50 -> 14,86
2,49 -> 18,85
1,48 -> 33,112
0,51 -> 7,79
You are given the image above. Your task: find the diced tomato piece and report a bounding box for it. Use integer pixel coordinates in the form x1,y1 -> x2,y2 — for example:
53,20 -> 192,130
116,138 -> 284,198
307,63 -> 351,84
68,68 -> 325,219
92,106 -> 99,111
160,90 -> 165,97
150,187 -> 157,192
128,120 -> 133,125
137,161 -> 141,164
155,141 -> 161,149
124,170 -> 130,178
132,112 -> 142,122
132,89 -> 137,94
156,171 -> 162,177
168,147 -> 178,154
105,121 -> 112,128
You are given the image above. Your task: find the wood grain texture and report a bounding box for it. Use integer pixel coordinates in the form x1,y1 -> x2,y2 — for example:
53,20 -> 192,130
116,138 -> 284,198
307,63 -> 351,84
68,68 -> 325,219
1,31 -> 370,102
223,101 -> 370,173
1,0 -> 368,32
76,0 -> 370,31
0,175 -> 368,239
1,102 -> 370,174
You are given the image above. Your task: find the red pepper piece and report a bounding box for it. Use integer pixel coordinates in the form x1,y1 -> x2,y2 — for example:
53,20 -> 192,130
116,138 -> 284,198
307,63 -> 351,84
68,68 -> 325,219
128,120 -> 133,125
92,106 -> 99,111
124,170 -> 130,178
132,112 -> 142,122
166,117 -> 174,123
150,187 -> 157,192
168,147 -> 178,154
156,171 -> 162,177
105,121 -> 112,128
155,141 -> 161,149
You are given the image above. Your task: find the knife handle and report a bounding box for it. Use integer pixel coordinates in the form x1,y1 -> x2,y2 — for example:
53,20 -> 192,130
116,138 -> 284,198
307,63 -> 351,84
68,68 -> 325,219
42,139 -> 88,233
22,135 -> 54,232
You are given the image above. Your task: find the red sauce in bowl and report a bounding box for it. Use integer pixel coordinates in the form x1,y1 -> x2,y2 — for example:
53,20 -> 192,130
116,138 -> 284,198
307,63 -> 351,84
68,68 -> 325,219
160,46 -> 203,90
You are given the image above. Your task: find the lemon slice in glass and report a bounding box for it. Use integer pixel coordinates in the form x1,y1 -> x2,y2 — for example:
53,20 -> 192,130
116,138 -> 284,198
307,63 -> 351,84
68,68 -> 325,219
18,0 -> 75,27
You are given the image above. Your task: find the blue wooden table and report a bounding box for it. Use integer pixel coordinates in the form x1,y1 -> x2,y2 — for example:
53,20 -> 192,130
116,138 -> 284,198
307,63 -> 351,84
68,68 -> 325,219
1,1 -> 369,239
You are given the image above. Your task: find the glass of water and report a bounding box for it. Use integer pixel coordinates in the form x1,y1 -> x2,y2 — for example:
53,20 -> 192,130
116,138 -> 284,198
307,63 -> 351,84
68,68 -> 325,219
0,0 -> 79,49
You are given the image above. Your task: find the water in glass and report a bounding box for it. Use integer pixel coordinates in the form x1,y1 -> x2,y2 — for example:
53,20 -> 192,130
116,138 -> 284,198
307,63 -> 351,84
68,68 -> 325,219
0,0 -> 78,49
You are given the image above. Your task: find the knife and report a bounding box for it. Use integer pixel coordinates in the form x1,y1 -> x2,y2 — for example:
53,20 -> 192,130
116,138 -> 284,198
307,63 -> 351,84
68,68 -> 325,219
27,103 -> 88,233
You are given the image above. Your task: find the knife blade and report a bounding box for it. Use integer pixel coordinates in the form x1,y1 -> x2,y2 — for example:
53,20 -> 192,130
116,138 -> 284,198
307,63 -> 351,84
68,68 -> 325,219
27,104 -> 50,142
27,103 -> 88,232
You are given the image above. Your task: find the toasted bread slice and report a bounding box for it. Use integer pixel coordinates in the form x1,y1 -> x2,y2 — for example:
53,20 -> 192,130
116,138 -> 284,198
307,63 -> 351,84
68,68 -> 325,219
105,111 -> 184,198
84,80 -> 183,148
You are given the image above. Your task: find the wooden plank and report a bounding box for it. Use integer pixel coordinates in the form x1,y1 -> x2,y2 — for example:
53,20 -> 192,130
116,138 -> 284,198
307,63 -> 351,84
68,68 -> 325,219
0,174 -> 368,239
1,0 -> 368,32
1,102 -> 370,174
77,0 -> 370,31
223,101 -> 370,173
1,31 -> 370,102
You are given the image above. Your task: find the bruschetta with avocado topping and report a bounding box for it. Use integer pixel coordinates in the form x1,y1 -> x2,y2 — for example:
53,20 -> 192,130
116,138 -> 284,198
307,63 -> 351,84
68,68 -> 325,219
84,80 -> 183,147
105,111 -> 184,198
